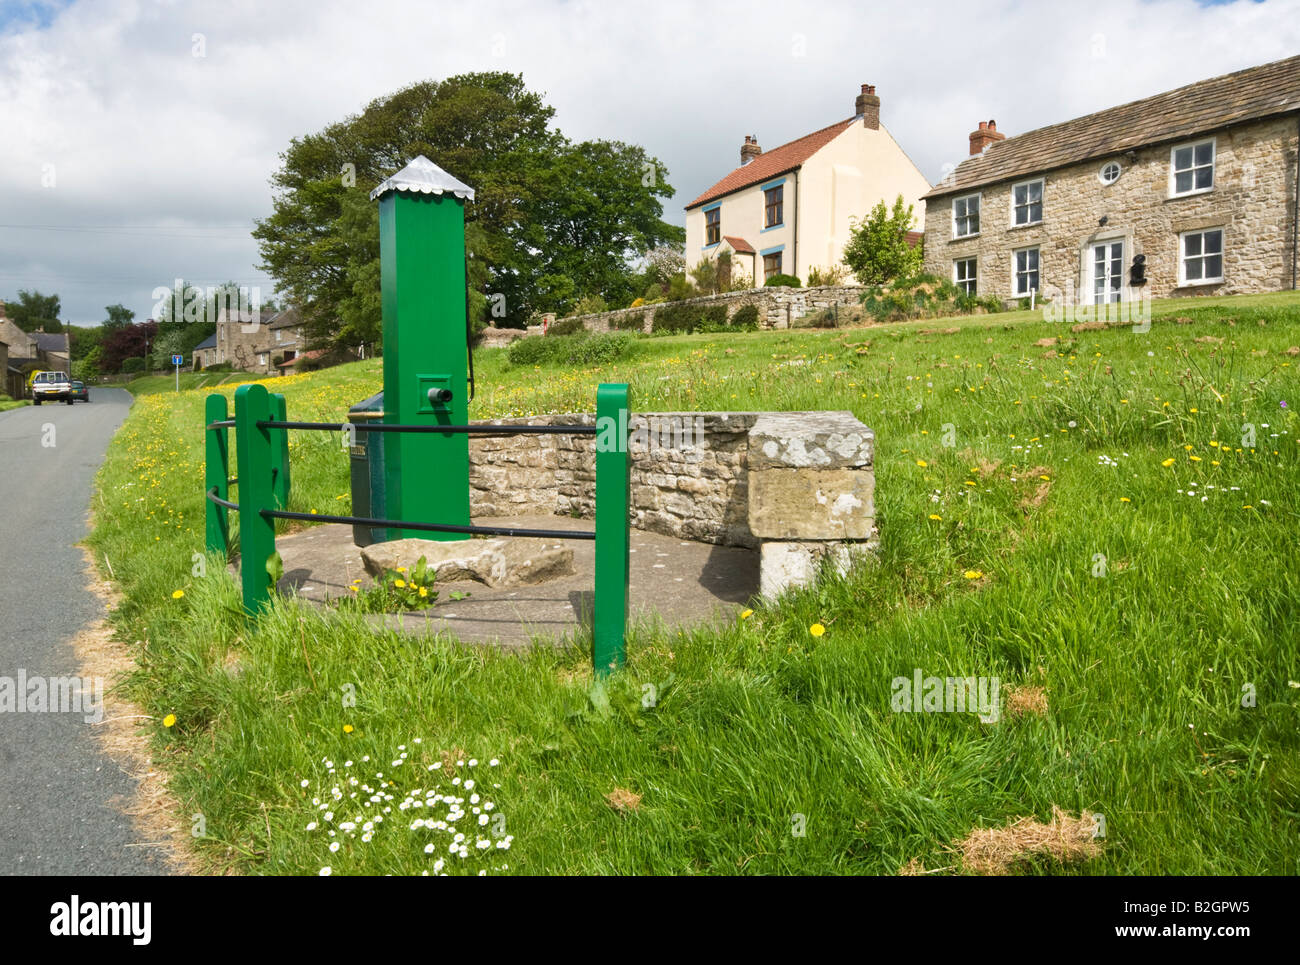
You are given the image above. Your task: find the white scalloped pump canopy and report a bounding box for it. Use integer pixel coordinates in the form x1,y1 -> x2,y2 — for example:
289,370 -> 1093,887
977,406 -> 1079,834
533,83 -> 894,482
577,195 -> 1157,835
369,155 -> 476,202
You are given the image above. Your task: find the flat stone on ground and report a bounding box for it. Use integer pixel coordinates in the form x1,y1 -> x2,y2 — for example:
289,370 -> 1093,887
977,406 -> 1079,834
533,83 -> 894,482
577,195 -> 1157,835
361,536 -> 574,588
269,515 -> 759,648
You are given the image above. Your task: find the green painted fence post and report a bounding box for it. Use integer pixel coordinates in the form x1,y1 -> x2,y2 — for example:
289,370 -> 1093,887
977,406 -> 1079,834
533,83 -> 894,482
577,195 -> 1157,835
234,383 -> 277,616
594,383 -> 630,676
204,393 -> 230,558
269,392 -> 291,510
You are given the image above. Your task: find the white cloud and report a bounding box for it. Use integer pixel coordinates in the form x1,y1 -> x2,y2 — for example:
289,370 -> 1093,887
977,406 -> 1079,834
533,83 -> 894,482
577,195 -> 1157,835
1,0 -> 1297,322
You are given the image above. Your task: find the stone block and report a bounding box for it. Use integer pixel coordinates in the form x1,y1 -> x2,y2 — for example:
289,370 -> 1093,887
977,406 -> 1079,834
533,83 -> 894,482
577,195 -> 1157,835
748,467 -> 874,539
361,537 -> 574,588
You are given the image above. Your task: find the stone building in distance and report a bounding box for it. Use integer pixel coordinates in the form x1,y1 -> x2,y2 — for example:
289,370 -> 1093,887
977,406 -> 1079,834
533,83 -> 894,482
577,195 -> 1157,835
921,55 -> 1300,306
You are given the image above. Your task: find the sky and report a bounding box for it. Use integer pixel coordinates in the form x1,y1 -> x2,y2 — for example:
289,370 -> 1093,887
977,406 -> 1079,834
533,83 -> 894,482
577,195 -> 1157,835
1,0 -> 1297,326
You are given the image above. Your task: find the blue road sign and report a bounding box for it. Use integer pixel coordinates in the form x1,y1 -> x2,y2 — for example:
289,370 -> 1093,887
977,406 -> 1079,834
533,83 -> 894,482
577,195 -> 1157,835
172,355 -> 184,365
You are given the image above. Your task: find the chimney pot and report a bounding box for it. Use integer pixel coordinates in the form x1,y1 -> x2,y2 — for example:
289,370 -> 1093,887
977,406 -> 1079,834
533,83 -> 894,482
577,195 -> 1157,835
969,118 -> 1006,155
855,83 -> 881,130
741,134 -> 762,165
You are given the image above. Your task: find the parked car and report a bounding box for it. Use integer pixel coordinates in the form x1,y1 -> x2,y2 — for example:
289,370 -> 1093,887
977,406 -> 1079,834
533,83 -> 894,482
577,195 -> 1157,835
30,371 -> 73,405
70,380 -> 90,403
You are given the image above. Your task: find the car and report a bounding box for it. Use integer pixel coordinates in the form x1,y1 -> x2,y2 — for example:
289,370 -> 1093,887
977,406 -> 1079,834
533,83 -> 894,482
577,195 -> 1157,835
70,380 -> 90,403
30,371 -> 74,405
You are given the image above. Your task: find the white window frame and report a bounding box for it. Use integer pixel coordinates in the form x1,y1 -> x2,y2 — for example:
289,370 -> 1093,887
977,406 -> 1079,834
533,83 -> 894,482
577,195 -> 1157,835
1169,137 -> 1215,198
1009,178 -> 1044,227
1088,237 -> 1126,305
1178,227 -> 1225,286
1098,160 -> 1122,186
1012,246 -> 1040,297
952,193 -> 981,238
953,257 -> 977,295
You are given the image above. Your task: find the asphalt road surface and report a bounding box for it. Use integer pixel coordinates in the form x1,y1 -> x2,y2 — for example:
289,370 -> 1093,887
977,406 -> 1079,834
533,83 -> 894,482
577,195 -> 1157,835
0,389 -> 168,874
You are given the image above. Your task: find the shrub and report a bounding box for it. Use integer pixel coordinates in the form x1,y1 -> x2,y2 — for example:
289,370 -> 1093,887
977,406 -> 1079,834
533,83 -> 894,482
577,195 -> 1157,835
609,311 -> 646,332
547,317 -> 585,337
573,294 -> 608,315
730,304 -> 760,330
806,264 -> 849,286
508,332 -> 636,367
629,297 -> 645,308
765,273 -> 802,288
650,302 -> 694,334
121,357 -> 145,374
202,361 -> 234,372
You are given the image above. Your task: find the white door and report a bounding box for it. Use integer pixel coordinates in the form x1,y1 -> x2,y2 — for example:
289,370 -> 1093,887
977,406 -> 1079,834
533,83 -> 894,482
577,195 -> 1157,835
1091,240 -> 1124,304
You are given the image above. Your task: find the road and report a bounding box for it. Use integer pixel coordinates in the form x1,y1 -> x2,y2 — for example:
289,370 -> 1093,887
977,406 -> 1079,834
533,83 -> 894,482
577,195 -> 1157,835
0,389 -> 169,874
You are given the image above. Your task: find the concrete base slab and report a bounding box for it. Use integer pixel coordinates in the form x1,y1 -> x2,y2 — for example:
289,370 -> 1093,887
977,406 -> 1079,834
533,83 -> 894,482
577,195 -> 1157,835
263,515 -> 759,648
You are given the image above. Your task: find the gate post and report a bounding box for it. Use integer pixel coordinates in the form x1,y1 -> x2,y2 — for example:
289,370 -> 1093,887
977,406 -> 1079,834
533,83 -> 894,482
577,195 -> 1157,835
594,383 -> 631,675
269,392 -> 291,510
234,383 -> 277,615
204,393 -> 230,557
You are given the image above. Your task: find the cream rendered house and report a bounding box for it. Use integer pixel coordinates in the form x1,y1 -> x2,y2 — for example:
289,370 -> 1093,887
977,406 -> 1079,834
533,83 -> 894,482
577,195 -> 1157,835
684,84 -> 931,284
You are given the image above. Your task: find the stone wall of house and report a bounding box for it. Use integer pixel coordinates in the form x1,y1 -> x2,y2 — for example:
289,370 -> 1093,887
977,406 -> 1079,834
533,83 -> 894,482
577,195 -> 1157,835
467,409 -> 877,595
549,284 -> 867,335
922,115 -> 1300,302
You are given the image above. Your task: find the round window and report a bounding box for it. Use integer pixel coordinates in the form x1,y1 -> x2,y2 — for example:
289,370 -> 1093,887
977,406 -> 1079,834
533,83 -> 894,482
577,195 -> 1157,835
1099,161 -> 1122,185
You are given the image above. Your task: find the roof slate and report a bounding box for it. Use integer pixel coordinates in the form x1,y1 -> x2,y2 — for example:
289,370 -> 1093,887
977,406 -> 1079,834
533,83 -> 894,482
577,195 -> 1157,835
924,54 -> 1300,200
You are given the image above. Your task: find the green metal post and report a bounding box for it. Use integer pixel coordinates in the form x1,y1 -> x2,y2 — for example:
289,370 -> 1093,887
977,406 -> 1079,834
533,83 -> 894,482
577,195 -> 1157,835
269,392 -> 291,510
204,393 -> 230,557
594,383 -> 631,676
371,156 -> 476,541
234,383 -> 277,616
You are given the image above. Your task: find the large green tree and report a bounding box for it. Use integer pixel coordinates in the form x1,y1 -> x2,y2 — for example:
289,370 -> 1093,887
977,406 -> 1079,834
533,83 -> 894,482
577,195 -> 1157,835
254,72 -> 680,345
6,289 -> 62,332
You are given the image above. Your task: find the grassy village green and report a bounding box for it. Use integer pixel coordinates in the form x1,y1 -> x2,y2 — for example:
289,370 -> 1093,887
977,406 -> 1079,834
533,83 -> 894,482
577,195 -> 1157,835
87,291 -> 1300,875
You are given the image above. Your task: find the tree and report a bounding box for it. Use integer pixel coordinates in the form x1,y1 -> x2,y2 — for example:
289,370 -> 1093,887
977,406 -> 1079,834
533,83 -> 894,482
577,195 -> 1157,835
103,303 -> 135,332
841,195 -> 923,286
101,320 -> 158,374
7,289 -> 61,332
254,72 -> 680,344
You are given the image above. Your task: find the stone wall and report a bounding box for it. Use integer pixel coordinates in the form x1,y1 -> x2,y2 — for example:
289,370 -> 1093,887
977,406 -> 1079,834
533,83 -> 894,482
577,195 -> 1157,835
468,409 -> 877,595
922,115 -> 1300,301
469,412 -> 758,547
551,284 -> 867,334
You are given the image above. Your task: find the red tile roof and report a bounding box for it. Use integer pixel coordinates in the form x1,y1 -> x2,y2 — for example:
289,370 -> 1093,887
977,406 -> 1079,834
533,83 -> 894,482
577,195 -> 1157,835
685,118 -> 858,209
924,54 -> 1300,199
723,235 -> 755,254
905,231 -> 923,248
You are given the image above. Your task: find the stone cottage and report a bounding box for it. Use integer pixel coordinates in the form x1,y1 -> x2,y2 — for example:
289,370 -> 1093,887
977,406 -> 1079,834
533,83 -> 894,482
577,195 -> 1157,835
921,54 -> 1300,305
684,83 -> 930,285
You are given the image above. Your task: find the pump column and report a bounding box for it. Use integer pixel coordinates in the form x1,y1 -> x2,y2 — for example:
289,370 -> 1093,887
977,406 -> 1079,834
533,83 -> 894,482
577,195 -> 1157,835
370,155 -> 476,541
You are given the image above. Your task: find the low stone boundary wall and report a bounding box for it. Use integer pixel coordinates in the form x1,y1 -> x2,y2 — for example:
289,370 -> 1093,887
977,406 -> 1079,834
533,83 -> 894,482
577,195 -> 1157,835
468,409 -> 876,596
549,284 -> 866,334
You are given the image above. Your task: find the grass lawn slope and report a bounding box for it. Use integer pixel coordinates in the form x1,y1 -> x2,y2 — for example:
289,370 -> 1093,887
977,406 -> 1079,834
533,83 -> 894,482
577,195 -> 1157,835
88,292 -> 1300,875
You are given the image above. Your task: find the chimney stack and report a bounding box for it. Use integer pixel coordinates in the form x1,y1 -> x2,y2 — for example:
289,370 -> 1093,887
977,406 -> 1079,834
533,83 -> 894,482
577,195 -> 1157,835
969,119 -> 1005,155
740,134 -> 762,165
856,83 -> 880,130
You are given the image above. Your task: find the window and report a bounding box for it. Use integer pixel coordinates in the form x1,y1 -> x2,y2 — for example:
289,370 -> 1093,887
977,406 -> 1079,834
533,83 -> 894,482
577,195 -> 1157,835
1011,179 -> 1043,226
764,184 -> 784,227
1099,161 -> 1122,185
954,258 -> 977,295
1013,247 -> 1040,296
953,194 -> 980,237
258,354 -> 267,366
274,330 -> 281,343
1091,240 -> 1124,304
1179,228 -> 1224,285
1170,139 -> 1215,196
763,252 -> 783,280
705,207 -> 720,246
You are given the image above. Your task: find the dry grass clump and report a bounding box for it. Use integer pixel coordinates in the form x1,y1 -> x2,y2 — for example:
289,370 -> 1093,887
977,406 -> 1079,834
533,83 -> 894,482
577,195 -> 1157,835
1004,684 -> 1049,719
956,806 -> 1101,875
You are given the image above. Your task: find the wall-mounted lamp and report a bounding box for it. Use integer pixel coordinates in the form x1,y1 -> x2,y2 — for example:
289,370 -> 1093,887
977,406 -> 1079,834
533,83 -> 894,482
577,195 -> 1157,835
1099,215 -> 1109,227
